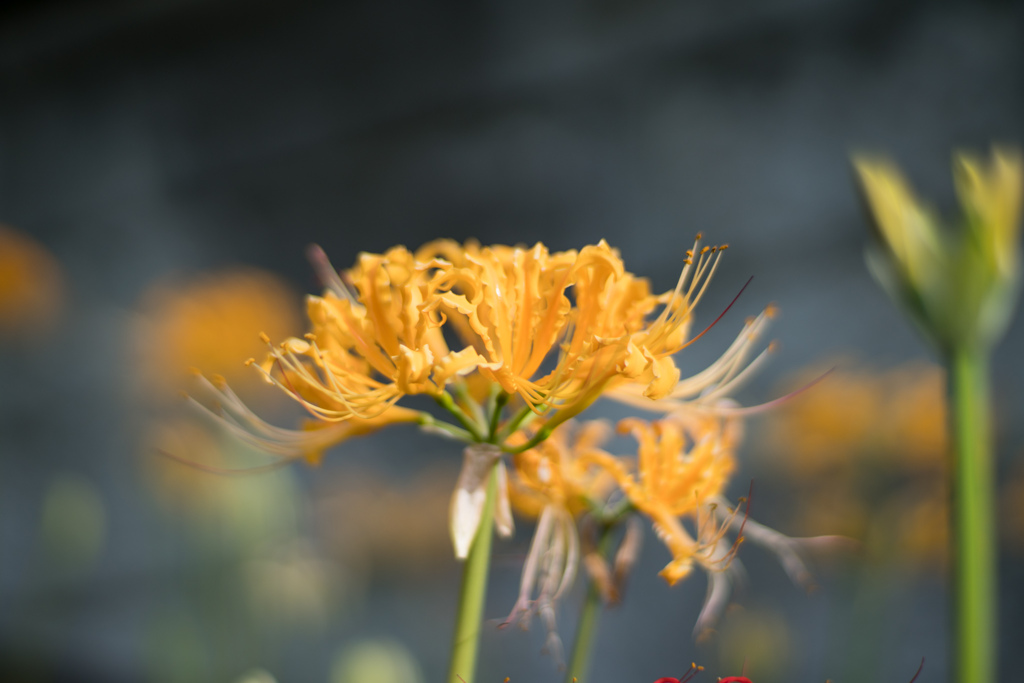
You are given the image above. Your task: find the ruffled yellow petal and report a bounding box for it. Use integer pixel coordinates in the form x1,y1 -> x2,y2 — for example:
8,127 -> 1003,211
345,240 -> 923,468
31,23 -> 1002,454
642,355 -> 681,400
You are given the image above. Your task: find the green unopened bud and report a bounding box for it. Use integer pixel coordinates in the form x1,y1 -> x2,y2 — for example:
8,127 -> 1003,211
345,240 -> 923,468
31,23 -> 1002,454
854,148 -> 1023,351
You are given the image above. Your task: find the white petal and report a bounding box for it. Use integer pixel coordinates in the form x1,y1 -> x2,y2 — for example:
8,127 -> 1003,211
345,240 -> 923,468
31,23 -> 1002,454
449,444 -> 502,559
494,461 -> 515,539
693,558 -> 736,640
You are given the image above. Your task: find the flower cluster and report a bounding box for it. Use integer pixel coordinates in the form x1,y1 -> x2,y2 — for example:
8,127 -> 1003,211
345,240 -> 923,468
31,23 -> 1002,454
189,237 -> 827,656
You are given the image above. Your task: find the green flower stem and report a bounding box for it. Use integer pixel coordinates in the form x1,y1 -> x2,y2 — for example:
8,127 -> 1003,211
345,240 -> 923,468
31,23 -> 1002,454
454,379 -> 487,428
417,413 -> 475,442
564,526 -> 614,683
504,423 -> 554,454
948,346 -> 997,683
487,391 -> 509,442
448,466 -> 498,683
497,404 -> 538,443
436,392 -> 487,442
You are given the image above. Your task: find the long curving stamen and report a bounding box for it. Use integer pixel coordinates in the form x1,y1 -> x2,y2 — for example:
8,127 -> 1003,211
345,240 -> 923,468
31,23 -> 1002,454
690,367 -> 834,417
661,304 -> 772,400
677,276 -> 753,351
698,342 -> 776,402
306,243 -> 356,301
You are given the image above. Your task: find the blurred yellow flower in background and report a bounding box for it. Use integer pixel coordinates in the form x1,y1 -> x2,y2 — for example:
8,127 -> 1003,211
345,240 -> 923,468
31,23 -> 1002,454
767,360 -> 946,476
0,224 -> 64,340
136,268 -> 301,401
763,360 -> 949,568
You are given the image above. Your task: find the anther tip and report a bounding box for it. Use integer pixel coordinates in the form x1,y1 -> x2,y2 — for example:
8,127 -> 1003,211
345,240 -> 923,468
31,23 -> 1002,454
258,331 -> 271,343
245,358 -> 256,366
187,367 -> 202,377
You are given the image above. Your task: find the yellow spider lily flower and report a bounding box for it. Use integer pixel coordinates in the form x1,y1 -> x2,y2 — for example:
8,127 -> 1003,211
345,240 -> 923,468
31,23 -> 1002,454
423,241 -> 646,412
239,236 -> 735,433
575,415 -> 844,638
580,417 -> 739,586
187,237 -> 767,574
252,245 -> 483,421
421,236 -> 730,429
542,415 -> 751,638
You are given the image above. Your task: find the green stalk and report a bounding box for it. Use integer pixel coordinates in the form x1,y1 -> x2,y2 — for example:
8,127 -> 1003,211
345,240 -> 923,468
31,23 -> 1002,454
487,391 -> 509,443
497,404 -> 539,443
436,392 -> 487,442
417,413 -> 475,442
564,527 -> 613,683
564,581 -> 602,683
948,346 -> 996,683
448,467 -> 498,683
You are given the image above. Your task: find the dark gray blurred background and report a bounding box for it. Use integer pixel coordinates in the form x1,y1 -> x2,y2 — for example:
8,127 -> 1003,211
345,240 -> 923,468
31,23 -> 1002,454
2,0 -> 1024,682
